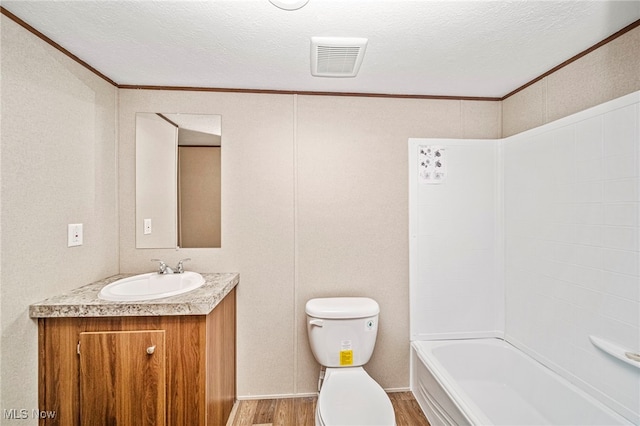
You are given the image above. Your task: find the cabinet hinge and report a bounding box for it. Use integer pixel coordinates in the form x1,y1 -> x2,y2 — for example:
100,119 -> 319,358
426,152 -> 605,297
77,341 -> 80,355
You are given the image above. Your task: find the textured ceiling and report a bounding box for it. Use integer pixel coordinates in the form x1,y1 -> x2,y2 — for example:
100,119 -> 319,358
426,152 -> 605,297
2,0 -> 639,98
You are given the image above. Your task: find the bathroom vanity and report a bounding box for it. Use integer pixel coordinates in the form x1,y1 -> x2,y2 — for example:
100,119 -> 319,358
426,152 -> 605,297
30,273 -> 238,426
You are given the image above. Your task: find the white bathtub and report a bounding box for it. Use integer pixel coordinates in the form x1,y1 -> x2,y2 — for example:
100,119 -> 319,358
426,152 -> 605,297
411,339 -> 631,425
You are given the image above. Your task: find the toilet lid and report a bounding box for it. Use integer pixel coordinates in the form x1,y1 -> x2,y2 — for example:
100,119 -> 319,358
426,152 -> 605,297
318,369 -> 395,426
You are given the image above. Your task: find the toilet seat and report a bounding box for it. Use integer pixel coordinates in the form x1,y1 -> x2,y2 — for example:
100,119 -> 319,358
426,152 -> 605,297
317,367 -> 396,426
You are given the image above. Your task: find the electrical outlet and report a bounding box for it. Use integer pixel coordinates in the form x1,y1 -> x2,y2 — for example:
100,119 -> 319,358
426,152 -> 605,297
68,223 -> 83,247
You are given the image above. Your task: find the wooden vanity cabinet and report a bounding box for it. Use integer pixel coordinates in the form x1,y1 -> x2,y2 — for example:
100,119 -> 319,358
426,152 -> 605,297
38,288 -> 236,426
79,330 -> 167,425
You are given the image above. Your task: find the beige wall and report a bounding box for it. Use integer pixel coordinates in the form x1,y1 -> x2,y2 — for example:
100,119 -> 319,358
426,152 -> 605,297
0,15 -> 119,420
118,89 -> 299,396
118,91 -> 501,397
294,96 -> 500,393
503,25 -> 640,136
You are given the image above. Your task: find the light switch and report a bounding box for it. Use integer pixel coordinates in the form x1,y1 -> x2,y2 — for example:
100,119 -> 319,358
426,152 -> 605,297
68,223 -> 83,247
144,218 -> 152,235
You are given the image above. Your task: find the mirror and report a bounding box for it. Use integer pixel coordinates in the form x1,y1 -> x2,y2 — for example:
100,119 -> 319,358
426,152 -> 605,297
136,113 -> 221,249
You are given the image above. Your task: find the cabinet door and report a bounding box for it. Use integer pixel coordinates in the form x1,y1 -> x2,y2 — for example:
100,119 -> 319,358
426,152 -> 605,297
79,330 -> 166,426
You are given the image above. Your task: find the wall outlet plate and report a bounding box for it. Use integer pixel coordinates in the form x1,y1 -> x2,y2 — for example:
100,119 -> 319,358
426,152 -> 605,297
143,218 -> 152,235
68,223 -> 83,247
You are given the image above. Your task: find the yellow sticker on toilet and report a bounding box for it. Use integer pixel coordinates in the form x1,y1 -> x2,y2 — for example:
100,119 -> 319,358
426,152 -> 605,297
340,350 -> 353,366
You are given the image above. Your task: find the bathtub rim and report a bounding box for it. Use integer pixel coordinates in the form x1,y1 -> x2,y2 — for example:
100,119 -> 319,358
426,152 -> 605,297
411,337 -> 633,425
411,339 -> 493,425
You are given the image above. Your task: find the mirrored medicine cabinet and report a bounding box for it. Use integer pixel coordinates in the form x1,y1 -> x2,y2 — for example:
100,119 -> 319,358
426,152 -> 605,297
135,112 -> 221,249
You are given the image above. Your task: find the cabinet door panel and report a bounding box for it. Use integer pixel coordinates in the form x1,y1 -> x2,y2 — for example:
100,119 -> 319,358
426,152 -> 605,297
79,330 -> 166,426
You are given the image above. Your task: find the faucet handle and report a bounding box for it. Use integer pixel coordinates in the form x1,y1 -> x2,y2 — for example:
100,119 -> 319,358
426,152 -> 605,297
175,258 -> 191,273
151,259 -> 168,274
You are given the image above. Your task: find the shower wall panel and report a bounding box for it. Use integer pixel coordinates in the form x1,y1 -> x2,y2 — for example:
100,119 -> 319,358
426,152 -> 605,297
504,92 -> 640,423
409,139 -> 504,341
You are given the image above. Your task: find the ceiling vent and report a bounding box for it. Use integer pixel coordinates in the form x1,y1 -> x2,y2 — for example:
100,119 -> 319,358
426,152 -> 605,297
310,37 -> 368,78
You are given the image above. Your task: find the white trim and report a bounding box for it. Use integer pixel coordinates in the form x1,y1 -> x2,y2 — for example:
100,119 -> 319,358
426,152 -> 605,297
384,387 -> 412,393
237,387 -> 410,401
237,392 -> 318,400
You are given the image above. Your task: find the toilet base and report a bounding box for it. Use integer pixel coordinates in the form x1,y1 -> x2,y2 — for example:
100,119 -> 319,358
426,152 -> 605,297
315,367 -> 396,426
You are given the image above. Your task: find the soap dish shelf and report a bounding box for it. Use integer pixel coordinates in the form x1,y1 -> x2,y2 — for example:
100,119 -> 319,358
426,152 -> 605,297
589,336 -> 640,369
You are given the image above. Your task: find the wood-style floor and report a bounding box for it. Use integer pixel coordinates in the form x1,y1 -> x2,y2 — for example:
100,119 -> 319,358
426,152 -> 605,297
227,391 -> 430,426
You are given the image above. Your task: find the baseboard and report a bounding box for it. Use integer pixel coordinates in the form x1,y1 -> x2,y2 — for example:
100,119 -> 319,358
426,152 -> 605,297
225,401 -> 240,426
237,386 -> 410,401
237,392 -> 318,400
385,387 -> 411,393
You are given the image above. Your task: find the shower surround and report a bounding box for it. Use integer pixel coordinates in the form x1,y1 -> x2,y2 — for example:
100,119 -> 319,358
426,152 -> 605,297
409,91 -> 640,424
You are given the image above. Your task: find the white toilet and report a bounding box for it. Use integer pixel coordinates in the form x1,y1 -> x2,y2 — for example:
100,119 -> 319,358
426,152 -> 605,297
305,297 -> 396,426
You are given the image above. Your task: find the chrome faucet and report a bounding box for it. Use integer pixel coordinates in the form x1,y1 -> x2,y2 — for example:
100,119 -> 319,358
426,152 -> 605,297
151,258 -> 191,274
151,259 -> 174,274
175,258 -> 191,273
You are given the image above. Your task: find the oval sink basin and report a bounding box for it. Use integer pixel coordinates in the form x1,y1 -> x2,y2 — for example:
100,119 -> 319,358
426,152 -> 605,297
99,272 -> 205,301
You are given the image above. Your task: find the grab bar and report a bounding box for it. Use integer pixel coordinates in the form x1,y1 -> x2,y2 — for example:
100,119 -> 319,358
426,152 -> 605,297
589,336 -> 640,369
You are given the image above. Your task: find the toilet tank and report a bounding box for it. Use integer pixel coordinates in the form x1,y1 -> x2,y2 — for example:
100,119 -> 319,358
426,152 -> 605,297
305,297 -> 380,368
